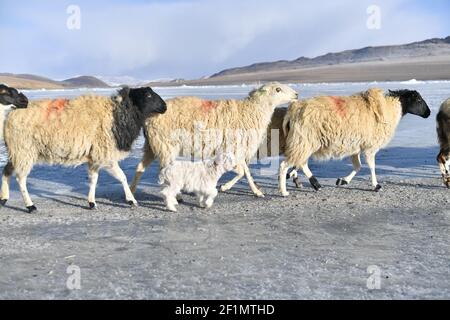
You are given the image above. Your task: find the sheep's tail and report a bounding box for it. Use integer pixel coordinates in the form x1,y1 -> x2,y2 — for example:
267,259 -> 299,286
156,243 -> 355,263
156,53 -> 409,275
282,114 -> 291,137
437,111 -> 450,150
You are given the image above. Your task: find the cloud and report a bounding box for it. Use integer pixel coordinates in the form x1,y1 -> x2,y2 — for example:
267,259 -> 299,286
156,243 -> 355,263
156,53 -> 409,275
0,0 -> 448,79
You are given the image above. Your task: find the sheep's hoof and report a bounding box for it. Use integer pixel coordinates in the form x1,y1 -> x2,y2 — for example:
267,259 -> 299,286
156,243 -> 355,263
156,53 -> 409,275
128,200 -> 138,207
374,184 -> 382,192
167,206 -> 177,212
219,185 -> 229,192
280,191 -> 290,197
255,192 -> 265,198
336,178 -> 348,186
444,178 -> 450,188
27,205 -> 37,214
0,199 -> 7,207
309,176 -> 322,191
89,202 -> 97,210
293,177 -> 303,189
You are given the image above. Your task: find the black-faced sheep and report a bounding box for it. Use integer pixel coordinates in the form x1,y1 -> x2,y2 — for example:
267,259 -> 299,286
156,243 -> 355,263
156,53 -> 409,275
279,88 -> 431,196
0,84 -> 29,139
0,87 -> 166,212
130,83 -> 298,198
436,98 -> 450,187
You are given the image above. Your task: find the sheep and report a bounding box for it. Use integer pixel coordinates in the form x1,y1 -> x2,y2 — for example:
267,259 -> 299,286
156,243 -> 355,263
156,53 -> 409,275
130,82 -> 298,198
258,107 -> 301,187
436,98 -> 450,188
279,88 -> 431,196
159,153 -> 236,212
0,84 -> 29,139
0,87 -> 167,213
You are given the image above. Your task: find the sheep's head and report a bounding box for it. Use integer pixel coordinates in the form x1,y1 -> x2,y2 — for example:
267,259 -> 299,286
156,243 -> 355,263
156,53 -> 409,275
0,84 -> 28,109
249,82 -> 298,107
389,89 -> 431,118
118,86 -> 167,117
214,153 -> 237,172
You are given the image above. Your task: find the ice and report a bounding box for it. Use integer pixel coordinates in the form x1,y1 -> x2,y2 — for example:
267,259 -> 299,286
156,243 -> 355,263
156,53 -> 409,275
400,79 -> 425,85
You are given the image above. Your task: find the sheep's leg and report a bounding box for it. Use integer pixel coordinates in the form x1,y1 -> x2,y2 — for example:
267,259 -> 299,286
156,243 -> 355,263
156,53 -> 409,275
279,160 -> 291,197
106,162 -> 138,207
242,162 -> 265,198
437,150 -> 450,188
365,151 -> 382,192
287,168 -> 302,188
161,186 -> 179,212
300,162 -> 322,191
166,196 -> 178,212
198,194 -> 205,208
204,189 -> 218,209
337,154 -> 362,186
16,174 -> 36,213
87,164 -> 99,209
130,145 -> 155,194
220,163 -> 245,192
0,162 -> 14,206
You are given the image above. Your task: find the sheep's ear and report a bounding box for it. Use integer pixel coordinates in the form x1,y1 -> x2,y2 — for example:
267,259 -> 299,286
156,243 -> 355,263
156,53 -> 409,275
114,95 -> 123,104
115,87 -> 131,104
118,86 -> 130,98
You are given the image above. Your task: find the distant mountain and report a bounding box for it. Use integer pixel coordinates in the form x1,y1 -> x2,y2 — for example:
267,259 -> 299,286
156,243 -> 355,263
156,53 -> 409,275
0,73 -> 110,89
211,36 -> 450,78
60,76 -> 110,88
97,75 -> 150,87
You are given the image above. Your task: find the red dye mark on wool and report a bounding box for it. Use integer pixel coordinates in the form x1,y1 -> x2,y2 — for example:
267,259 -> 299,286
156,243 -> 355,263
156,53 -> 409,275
46,99 -> 68,119
201,100 -> 218,112
330,96 -> 347,118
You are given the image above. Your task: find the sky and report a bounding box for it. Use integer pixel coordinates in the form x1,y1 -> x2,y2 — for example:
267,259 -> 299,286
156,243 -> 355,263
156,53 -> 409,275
1,0 -> 449,81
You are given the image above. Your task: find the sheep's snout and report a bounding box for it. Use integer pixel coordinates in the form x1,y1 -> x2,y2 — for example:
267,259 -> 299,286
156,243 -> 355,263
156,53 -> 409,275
15,94 -> 29,109
153,99 -> 167,114
422,107 -> 431,119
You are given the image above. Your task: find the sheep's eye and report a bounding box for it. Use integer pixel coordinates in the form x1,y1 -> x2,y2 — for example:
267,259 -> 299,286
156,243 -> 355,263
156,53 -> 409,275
276,87 -> 282,93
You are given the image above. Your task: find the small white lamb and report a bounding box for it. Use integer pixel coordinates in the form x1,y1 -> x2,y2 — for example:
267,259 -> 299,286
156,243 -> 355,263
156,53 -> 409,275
158,153 -> 236,212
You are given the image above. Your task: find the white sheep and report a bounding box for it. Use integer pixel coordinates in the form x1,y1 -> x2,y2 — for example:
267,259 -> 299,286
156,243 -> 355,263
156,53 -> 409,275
130,82 -> 298,198
436,98 -> 450,187
0,87 -> 166,212
159,153 -> 236,212
279,88 -> 431,196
